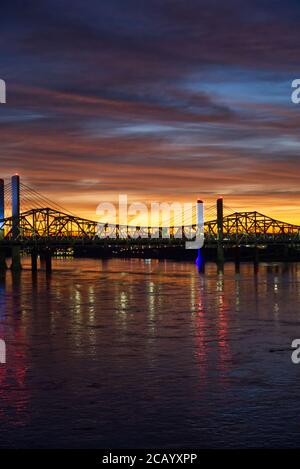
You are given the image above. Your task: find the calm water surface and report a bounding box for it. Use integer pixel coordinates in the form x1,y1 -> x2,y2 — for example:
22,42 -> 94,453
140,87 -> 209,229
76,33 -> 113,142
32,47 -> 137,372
0,258 -> 300,448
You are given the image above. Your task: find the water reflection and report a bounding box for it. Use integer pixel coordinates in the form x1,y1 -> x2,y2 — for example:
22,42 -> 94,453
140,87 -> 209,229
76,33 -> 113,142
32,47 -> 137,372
0,272 -> 30,427
0,259 -> 299,447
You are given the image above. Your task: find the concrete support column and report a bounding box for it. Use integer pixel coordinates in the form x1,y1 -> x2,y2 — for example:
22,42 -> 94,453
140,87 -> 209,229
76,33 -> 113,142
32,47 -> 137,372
216,197 -> 224,268
253,245 -> 259,274
40,251 -> 46,270
235,245 -> 240,273
11,175 -> 21,271
196,247 -> 205,273
199,258 -> 205,273
31,250 -> 38,272
217,197 -> 223,239
45,251 -> 52,273
217,252 -> 224,274
11,245 -> 22,271
12,174 -> 20,240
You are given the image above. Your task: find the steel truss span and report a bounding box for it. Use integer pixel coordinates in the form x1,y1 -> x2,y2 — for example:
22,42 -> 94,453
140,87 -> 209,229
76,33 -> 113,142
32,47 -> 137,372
1,207 -> 300,246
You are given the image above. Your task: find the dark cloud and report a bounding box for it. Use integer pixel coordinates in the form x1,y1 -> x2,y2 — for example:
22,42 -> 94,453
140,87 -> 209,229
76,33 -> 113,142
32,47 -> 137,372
1,0 -> 300,222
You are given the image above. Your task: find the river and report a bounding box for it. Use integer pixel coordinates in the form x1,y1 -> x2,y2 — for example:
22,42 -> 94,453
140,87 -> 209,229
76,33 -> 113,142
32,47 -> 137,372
0,258 -> 299,448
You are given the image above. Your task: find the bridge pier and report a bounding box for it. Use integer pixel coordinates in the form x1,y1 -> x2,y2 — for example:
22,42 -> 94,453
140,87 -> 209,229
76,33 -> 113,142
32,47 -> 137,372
253,245 -> 259,274
235,245 -> 240,273
196,248 -> 205,273
217,258 -> 224,274
198,254 -> 205,273
45,252 -> 52,273
216,197 -> 224,270
0,249 -> 7,272
11,175 -> 22,271
40,251 -> 52,272
40,251 -> 45,265
254,245 -> 259,263
40,250 -> 52,273
12,174 -> 20,240
11,245 -> 22,272
217,243 -> 224,265
31,250 -> 38,272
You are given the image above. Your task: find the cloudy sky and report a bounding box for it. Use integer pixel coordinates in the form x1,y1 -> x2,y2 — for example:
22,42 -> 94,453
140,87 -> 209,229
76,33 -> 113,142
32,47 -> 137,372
1,0 -> 300,222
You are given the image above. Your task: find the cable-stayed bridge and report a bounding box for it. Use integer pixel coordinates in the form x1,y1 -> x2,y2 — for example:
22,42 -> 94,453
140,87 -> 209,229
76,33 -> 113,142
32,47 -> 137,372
1,175 -> 300,271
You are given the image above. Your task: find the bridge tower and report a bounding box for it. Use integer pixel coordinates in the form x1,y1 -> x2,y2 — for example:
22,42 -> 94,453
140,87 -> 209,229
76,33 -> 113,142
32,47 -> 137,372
196,199 -> 205,272
11,174 -> 22,271
217,196 -> 224,270
0,179 -> 4,236
0,179 -> 7,271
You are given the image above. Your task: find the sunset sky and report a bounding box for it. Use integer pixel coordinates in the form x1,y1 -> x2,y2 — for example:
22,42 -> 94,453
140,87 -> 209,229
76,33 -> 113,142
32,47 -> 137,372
1,0 -> 300,223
